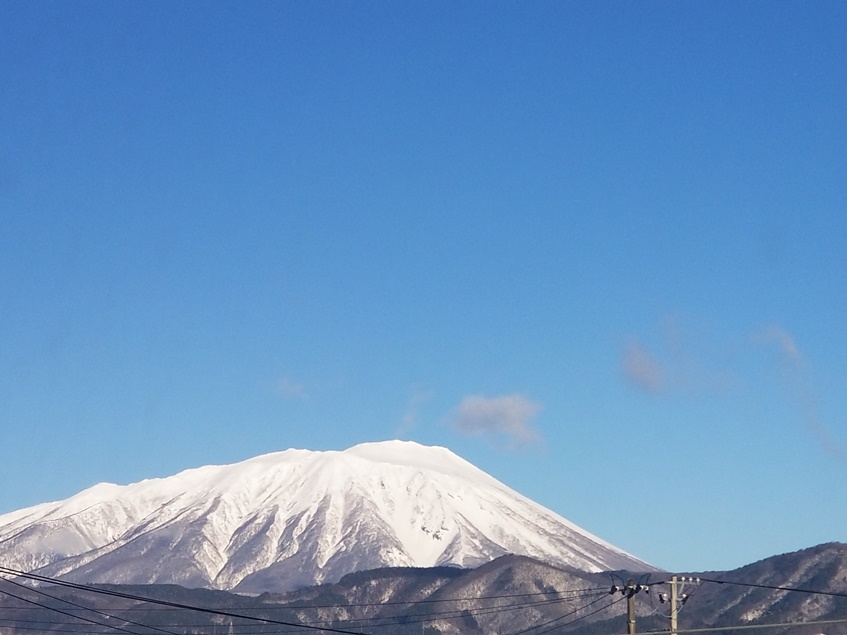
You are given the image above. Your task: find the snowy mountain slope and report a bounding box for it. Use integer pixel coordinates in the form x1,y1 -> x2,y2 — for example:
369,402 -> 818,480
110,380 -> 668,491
0,441 -> 656,591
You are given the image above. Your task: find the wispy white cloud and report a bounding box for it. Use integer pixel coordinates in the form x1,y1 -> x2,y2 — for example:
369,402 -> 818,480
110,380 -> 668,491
806,414 -> 847,462
450,394 -> 542,446
753,324 -> 804,367
276,375 -> 308,400
753,324 -> 844,462
622,339 -> 665,393
621,316 -> 735,396
625,317 -> 844,462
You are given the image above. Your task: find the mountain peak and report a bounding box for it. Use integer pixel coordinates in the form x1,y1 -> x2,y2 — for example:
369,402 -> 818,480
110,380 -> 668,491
0,442 -> 656,592
343,440 -> 487,478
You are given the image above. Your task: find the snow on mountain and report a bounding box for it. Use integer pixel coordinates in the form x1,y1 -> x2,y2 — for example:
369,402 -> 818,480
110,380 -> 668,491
0,441 -> 656,591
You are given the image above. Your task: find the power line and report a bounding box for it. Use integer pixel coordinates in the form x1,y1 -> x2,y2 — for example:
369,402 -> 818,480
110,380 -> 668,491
0,574 -> 180,635
0,568 -> 372,635
0,583 -> 155,635
0,575 -> 605,630
507,590 -> 624,635
269,587 -> 612,610
7,565 -> 844,635
0,567 -> 607,635
364,589 -> 611,629
0,591 -> 594,621
260,597 -> 582,631
235,587 -> 609,627
628,616 -> 847,635
132,589 -> 609,633
334,592 -> 605,629
532,594 -> 629,635
698,577 -> 847,599
73,587 -> 611,614
0,624 -> 134,634
0,567 -> 606,609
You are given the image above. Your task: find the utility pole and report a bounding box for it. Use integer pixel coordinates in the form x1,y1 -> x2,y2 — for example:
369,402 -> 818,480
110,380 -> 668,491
660,576 -> 699,635
612,578 -> 648,635
669,576 -> 678,635
626,579 -> 638,635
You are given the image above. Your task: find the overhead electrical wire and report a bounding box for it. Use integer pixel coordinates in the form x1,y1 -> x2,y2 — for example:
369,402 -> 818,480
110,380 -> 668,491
697,577 -> 847,599
343,588 -> 612,630
270,587 -> 613,610
0,574 -> 180,635
0,582 -> 160,635
617,575 -> 847,635
222,594 -> 613,635
6,565 -> 845,635
90,586 -> 612,613
506,590 -> 626,635
0,568 -> 373,635
0,624 -> 131,634
0,569 -> 605,629
0,565 -> 606,609
0,567 -> 610,635
1,591 -> 609,635
289,588 -> 608,621
627,616 -> 847,635
193,587 -> 609,631
0,586 -> 607,635
0,592 -> 604,635
533,593 -> 629,635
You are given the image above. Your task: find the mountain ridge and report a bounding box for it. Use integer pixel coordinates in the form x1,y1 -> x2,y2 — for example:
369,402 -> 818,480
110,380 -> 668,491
3,544 -> 845,635
0,440 -> 656,592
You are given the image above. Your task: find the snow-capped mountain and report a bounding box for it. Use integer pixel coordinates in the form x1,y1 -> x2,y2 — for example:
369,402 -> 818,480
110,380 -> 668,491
0,441 -> 655,592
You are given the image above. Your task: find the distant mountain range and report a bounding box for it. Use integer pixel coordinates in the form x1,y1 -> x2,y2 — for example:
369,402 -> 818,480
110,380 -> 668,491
259,542 -> 847,635
2,543 -> 846,635
0,440 -> 654,592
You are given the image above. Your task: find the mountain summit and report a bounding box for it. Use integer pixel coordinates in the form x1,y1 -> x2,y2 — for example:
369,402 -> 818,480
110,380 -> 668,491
0,441 -> 655,591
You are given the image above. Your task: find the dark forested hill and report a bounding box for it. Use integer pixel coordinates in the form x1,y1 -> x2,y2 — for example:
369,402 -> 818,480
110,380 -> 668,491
1,543 -> 846,635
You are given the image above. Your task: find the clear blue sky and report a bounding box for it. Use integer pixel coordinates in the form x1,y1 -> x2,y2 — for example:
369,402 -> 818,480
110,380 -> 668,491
2,1 -> 846,574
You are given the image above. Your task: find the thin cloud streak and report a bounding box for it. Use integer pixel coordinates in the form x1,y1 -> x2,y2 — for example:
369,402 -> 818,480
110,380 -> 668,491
754,325 -> 804,366
622,316 -> 736,397
622,318 -> 844,462
622,339 -> 665,393
754,324 -> 845,462
276,375 -> 308,400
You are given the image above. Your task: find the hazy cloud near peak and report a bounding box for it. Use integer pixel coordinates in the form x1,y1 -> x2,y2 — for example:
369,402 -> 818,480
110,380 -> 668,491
622,339 -> 666,393
450,394 -> 542,446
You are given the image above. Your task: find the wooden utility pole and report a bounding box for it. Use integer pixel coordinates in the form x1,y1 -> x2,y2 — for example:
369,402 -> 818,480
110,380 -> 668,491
669,576 -> 678,635
626,579 -> 637,635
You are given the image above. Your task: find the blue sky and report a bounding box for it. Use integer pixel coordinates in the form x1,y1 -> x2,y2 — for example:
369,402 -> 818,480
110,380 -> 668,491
2,1 -> 846,574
